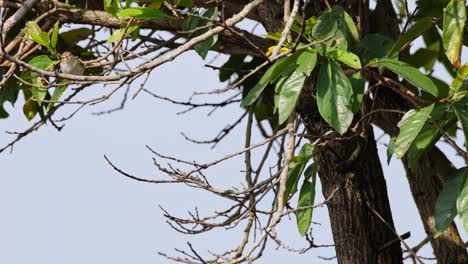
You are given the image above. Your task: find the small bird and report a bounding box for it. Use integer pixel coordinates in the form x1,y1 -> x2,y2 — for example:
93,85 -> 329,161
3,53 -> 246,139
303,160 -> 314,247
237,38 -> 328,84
60,51 -> 85,75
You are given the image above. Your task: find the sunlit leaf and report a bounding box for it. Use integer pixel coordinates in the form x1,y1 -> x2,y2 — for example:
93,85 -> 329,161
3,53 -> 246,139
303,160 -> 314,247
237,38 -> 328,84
117,7 -> 168,20
51,21 -> 60,51
327,49 -> 361,69
443,0 -> 466,67
394,104 -> 434,159
407,103 -> 457,167
278,70 -> 307,124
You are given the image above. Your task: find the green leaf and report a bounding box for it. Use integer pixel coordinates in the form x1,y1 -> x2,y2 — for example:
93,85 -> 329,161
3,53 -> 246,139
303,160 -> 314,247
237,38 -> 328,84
457,175 -> 468,233
284,157 -> 307,204
443,0 -> 466,67
23,99 -> 39,121
317,61 -> 354,135
193,7 -> 218,59
60,28 -> 94,47
387,17 -> 434,58
284,144 -> 315,205
32,87 -> 47,101
327,49 -> 361,69
278,71 -> 307,124
377,58 -> 439,97
107,29 -> 125,43
295,49 -> 317,76
107,25 -> 139,43
453,96 -> 468,151
312,8 -> 338,40
241,56 -> 293,107
22,21 -> 51,49
394,104 -> 435,159
353,34 -> 395,64
296,171 -> 317,236
195,33 -> 217,59
104,0 -> 119,15
435,167 -> 468,237
117,7 -> 168,20
51,21 -> 60,51
47,82 -> 68,112
387,137 -> 396,164
28,55 -> 59,70
349,72 -> 365,113
407,103 -> 457,167
343,11 -> 359,43
298,143 -> 315,160
409,48 -> 439,70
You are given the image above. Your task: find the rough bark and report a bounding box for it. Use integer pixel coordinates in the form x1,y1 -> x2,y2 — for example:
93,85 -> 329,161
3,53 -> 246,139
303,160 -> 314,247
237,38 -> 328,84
297,95 -> 403,263
258,0 -> 404,262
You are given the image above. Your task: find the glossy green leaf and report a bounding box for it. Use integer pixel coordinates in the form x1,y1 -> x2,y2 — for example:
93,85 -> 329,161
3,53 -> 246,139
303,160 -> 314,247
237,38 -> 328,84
453,96 -> 468,151
195,33 -> 217,59
107,29 -> 125,43
394,104 -> 434,159
51,21 -> 59,50
298,143 -> 315,160
327,49 -> 361,69
295,49 -> 317,76
387,17 -> 434,58
47,82 -> 68,112
457,175 -> 468,233
377,58 -> 439,97
22,21 -> 51,49
107,25 -> 139,43
343,11 -> 359,43
451,64 -> 468,90
317,61 -> 354,135
435,167 -> 467,237
407,103 -> 457,167
193,7 -> 218,59
284,144 -> 315,205
296,169 -> 317,236
117,7 -> 168,20
104,0 -> 119,15
23,99 -> 39,121
31,87 -> 47,101
28,55 -> 58,70
278,71 -> 307,124
241,58 -> 289,107
312,8 -> 338,40
443,0 -> 466,66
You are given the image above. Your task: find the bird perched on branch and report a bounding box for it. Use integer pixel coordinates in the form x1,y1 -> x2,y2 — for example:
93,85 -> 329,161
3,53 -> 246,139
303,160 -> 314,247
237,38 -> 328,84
60,51 -> 85,75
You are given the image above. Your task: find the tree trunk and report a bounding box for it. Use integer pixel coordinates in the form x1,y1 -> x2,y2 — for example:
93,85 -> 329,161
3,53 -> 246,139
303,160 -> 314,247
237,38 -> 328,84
370,1 -> 468,261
